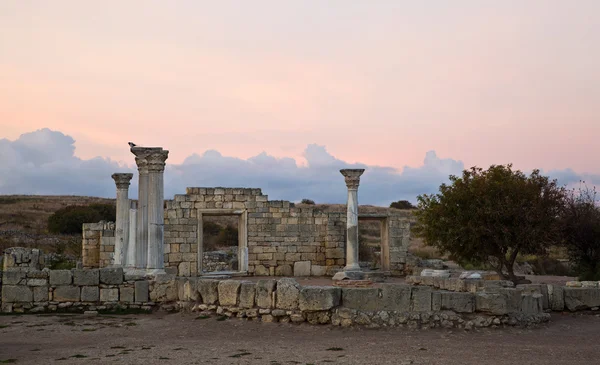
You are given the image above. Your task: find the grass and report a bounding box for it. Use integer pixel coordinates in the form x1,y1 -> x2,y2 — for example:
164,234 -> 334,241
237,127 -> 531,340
0,325 -> 9,329
195,315 -> 209,320
0,360 -> 18,364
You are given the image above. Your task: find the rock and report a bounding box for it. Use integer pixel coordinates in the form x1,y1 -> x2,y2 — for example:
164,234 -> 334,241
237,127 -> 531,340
261,314 -> 276,323
439,292 -> 475,313
1,285 -> 33,303
271,309 -> 287,317
293,261 -> 311,276
81,286 -> 100,302
218,280 -> 241,306
99,268 -> 124,285
275,265 -> 293,276
306,311 -> 331,324
53,286 -> 80,302
564,288 -> 600,311
256,279 -> 276,308
299,286 -> 341,311
239,282 -> 256,308
73,269 -> 99,286
100,288 -> 119,302
290,313 -> 305,323
332,271 -> 365,281
197,279 -> 220,304
254,265 -> 270,276
83,311 -> 98,316
135,280 -> 149,302
275,278 -> 301,310
566,281 -> 583,287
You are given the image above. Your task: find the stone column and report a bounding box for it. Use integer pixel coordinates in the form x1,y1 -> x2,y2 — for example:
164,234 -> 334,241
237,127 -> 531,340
146,149 -> 169,273
111,173 -> 133,267
131,147 -> 155,269
126,200 -> 137,268
334,169 -> 365,280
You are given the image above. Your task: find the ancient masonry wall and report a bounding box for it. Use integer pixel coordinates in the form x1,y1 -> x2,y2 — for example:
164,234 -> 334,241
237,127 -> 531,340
163,187 -> 413,277
82,222 -> 116,269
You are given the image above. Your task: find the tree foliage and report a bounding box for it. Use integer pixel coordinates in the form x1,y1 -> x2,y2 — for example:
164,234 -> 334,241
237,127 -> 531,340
48,204 -> 116,234
390,200 -> 416,210
560,185 -> 600,280
413,165 -> 565,283
301,199 -> 315,205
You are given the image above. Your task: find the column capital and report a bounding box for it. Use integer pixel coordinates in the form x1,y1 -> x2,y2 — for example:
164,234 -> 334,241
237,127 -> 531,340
130,146 -> 168,174
147,150 -> 169,173
111,173 -> 133,189
340,169 -> 365,190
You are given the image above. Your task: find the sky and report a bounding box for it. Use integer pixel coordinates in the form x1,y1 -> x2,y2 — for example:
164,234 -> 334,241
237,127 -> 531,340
1,1 -> 599,205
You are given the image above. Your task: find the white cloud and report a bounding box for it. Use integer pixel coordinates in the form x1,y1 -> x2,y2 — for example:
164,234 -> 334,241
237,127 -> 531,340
2,128 -> 597,206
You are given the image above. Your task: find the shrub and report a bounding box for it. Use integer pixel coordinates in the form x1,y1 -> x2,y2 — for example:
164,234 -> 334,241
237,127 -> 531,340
390,200 -> 416,209
300,199 -> 315,205
48,203 -> 116,234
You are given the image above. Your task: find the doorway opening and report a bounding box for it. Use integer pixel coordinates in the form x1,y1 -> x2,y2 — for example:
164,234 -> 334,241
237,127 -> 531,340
358,216 -> 389,272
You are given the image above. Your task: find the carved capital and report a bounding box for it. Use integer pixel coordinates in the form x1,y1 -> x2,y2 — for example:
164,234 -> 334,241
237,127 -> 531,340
111,173 -> 133,189
147,150 -> 169,173
340,169 -> 365,190
130,146 -> 168,174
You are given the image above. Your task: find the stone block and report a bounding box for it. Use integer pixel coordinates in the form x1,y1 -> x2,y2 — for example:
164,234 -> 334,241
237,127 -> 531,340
310,265 -> 327,276
182,278 -> 199,301
33,286 -> 49,302
341,288 -> 381,311
135,280 -> 149,302
521,293 -> 543,313
432,291 -> 441,311
81,286 -> 100,302
564,288 -> 600,311
100,288 -> 119,302
439,292 -> 475,313
197,279 -> 220,304
275,264 -> 293,276
99,268 -> 124,285
517,284 -> 549,310
120,287 -> 135,303
218,280 -> 241,306
239,282 -> 256,309
256,279 -> 276,308
293,261 -> 311,276
73,269 -> 99,286
299,286 -> 341,311
547,284 -> 564,311
2,270 -> 26,285
475,293 -> 508,315
53,286 -> 80,302
255,265 -> 270,276
380,284 -> 411,311
410,286 -> 432,311
2,285 -> 33,303
27,278 -> 48,286
275,278 -> 300,310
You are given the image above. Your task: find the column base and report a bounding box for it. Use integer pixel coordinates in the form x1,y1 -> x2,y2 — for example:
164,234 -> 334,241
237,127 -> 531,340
332,270 -> 365,281
145,268 -> 167,277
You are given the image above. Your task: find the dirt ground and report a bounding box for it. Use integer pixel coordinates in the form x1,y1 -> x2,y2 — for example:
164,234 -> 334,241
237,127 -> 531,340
1,311 -> 599,365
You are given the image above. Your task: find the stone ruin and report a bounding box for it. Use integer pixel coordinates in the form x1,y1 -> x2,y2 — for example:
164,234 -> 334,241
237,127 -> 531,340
81,144 -> 414,280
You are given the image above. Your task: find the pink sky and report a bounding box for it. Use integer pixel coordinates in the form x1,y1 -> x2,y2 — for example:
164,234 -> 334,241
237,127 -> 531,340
1,1 -> 599,174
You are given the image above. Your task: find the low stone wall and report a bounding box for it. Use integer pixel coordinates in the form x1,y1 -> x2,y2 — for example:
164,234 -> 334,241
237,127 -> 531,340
146,277 -> 550,328
0,267 -> 152,314
82,222 -> 116,268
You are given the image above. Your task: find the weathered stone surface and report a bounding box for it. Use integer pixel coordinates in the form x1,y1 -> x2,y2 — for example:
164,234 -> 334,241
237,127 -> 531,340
81,286 -> 100,302
380,284 -> 411,311
310,265 -> 327,276
135,280 -> 149,302
475,293 -> 508,315
341,288 -> 380,311
564,288 -> 600,311
73,269 -> 99,286
2,285 -> 33,302
2,270 -> 26,285
410,286 -> 432,311
547,284 -> 564,311
197,279 -> 220,304
181,278 -> 199,301
254,265 -> 269,276
306,311 -> 331,324
53,286 -> 80,302
332,271 -> 365,281
299,286 -> 341,311
33,286 -> 49,302
120,287 -> 135,303
521,293 -> 543,313
256,279 -> 276,308
99,267 -> 124,285
293,261 -> 311,276
27,278 -> 47,286
439,292 -> 475,313
149,274 -> 177,302
239,282 -> 256,308
275,265 -> 293,276
517,284 -> 549,310
100,288 -> 119,302
218,280 -> 241,306
276,278 -> 300,310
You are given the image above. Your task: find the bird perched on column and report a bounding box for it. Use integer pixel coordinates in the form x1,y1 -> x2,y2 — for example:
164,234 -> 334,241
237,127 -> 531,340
128,142 -> 137,148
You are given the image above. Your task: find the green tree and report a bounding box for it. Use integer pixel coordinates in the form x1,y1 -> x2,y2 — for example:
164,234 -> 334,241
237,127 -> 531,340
301,199 -> 315,205
414,165 -> 565,284
48,204 -> 116,234
390,200 -> 416,209
561,185 -> 600,280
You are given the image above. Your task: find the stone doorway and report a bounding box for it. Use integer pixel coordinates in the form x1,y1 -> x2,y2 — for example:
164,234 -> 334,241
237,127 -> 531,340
197,209 -> 248,275
357,215 -> 390,272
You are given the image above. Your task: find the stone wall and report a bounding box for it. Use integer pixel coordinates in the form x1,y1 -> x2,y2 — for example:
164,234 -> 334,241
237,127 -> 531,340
82,222 -> 115,268
0,266 -> 152,314
164,187 -> 413,277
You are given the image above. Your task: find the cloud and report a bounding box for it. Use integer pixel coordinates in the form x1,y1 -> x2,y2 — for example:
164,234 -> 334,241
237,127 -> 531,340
2,128 -> 597,206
